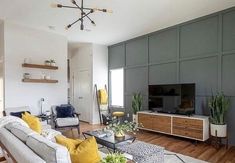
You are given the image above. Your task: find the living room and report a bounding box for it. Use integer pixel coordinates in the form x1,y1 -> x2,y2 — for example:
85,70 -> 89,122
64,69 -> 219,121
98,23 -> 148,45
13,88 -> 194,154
0,0 -> 235,163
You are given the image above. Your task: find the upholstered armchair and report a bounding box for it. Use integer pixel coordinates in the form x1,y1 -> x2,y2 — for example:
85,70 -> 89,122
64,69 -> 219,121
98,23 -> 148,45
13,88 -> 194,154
51,105 -> 80,135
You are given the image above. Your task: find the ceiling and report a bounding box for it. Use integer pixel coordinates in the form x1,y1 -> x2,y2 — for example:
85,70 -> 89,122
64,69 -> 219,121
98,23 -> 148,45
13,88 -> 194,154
0,0 -> 235,45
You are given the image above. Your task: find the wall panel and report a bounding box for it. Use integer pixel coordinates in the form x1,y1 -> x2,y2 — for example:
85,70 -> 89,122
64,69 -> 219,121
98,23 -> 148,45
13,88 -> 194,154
126,37 -> 148,66
109,44 -> 125,69
180,57 -> 218,96
149,63 -> 177,85
222,10 -> 235,52
125,67 -> 148,95
222,54 -> 235,96
149,29 -> 177,63
180,16 -> 218,58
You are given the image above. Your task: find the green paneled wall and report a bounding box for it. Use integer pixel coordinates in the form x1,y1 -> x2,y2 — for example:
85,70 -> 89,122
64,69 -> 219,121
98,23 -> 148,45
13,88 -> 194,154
108,7 -> 235,145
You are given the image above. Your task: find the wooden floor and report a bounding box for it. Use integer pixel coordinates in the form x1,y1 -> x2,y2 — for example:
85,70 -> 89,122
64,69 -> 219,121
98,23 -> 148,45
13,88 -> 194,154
63,122 -> 235,163
1,122 -> 235,163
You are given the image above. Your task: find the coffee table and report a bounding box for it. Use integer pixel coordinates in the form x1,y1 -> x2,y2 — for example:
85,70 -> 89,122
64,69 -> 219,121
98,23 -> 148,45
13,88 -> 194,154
83,130 -> 136,152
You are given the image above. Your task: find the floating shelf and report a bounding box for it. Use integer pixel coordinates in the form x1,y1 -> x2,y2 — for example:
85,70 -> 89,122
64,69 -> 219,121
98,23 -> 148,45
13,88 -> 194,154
22,63 -> 58,70
22,79 -> 58,83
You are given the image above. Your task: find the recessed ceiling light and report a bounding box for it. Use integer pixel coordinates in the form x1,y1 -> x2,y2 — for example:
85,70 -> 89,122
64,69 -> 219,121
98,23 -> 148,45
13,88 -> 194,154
48,26 -> 56,30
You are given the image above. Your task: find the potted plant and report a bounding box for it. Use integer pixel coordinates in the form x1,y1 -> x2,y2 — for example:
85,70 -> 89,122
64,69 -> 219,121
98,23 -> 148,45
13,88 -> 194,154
101,153 -> 127,163
132,92 -> 142,123
209,92 -> 230,137
50,59 -> 56,66
45,60 -> 51,66
106,120 -> 138,138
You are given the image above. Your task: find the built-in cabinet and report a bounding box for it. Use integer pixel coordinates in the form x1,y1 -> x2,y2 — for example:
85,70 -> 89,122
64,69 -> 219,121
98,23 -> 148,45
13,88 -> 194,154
138,111 -> 209,141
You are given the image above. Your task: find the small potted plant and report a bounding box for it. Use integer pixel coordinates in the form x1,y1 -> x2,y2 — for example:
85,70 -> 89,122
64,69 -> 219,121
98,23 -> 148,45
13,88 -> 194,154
132,92 -> 142,123
101,153 -> 127,163
209,92 -> 230,137
50,59 -> 56,66
106,120 -> 138,138
45,60 -> 51,66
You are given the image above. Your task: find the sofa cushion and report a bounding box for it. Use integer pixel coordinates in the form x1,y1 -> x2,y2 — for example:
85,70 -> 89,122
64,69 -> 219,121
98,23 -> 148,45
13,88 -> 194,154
5,123 -> 36,143
55,136 -> 101,163
56,118 -> 79,127
26,134 -> 71,163
0,128 -> 45,163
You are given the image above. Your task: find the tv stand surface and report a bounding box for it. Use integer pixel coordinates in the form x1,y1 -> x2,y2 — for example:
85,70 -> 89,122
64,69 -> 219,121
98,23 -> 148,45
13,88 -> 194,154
137,111 -> 209,141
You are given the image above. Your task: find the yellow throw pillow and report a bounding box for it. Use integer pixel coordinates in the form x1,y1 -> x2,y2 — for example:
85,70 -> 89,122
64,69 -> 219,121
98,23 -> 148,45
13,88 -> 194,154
55,135 -> 83,151
22,112 -> 42,134
56,136 -> 101,163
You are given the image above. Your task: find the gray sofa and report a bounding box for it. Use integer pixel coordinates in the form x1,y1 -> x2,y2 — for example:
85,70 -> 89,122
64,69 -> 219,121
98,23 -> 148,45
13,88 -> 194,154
0,123 -> 71,163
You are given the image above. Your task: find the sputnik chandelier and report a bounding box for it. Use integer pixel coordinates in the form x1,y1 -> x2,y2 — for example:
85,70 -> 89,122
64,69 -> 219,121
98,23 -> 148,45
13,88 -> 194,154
51,0 -> 112,30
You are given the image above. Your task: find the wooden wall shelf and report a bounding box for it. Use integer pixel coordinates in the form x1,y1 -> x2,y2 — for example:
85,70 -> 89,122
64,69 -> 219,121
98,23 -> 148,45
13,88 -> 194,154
22,79 -> 58,83
22,63 -> 58,70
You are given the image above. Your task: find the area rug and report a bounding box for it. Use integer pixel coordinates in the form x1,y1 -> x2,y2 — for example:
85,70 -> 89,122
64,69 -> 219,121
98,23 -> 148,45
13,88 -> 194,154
100,140 -> 208,163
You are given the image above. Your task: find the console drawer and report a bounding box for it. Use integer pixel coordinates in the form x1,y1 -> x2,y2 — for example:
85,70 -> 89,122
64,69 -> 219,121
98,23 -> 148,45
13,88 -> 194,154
172,126 -> 203,140
173,117 -> 203,130
152,115 -> 171,134
138,113 -> 153,129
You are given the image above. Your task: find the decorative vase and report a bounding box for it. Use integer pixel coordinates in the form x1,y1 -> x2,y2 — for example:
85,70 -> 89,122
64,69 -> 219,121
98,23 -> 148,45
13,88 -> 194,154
210,123 -> 227,137
115,131 -> 125,138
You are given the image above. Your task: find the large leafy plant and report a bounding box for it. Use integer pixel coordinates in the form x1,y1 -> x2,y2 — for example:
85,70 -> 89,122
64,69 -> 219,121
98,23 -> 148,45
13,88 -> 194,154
101,153 -> 127,163
209,92 -> 230,125
132,92 -> 143,114
106,120 -> 139,136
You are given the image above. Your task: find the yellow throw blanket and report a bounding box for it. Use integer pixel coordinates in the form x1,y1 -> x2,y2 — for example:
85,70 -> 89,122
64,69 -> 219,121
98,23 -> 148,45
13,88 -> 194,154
98,89 -> 108,105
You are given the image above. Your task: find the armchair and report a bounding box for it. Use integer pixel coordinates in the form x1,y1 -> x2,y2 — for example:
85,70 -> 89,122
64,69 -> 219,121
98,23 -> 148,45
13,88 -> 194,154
51,105 -> 80,135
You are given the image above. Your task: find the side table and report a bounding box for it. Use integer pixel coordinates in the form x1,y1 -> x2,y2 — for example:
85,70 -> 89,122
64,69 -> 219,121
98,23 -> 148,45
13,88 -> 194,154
37,114 -> 51,125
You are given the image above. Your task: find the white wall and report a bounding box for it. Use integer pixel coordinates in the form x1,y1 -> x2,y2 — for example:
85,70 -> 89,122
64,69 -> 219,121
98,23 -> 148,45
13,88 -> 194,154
4,22 -> 68,115
92,44 -> 108,124
0,21 -> 4,117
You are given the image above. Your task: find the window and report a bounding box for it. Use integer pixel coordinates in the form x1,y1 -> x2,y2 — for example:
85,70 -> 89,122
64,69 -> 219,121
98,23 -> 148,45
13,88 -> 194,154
110,68 -> 124,107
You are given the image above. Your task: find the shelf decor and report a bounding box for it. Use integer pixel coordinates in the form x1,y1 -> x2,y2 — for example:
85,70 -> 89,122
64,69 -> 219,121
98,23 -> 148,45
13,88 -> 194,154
22,62 -> 58,84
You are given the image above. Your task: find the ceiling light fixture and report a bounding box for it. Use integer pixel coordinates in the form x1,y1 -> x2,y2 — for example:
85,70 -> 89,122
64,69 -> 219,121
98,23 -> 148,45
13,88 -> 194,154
51,0 -> 113,31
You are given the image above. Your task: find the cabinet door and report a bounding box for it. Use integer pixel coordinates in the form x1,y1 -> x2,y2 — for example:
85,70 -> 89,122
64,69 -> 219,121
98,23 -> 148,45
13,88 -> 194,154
152,115 -> 171,134
138,114 -> 153,129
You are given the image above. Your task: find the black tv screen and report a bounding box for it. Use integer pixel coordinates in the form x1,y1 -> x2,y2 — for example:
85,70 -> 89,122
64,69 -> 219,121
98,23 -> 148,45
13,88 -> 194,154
148,83 -> 195,115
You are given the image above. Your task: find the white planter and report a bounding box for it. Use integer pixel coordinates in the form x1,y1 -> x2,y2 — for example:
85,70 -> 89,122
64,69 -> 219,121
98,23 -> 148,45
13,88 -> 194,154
210,123 -> 227,137
133,114 -> 138,123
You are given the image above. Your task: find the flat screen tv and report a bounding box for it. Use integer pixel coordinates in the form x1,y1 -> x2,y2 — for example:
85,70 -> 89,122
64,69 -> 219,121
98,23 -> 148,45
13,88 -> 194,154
148,83 -> 195,115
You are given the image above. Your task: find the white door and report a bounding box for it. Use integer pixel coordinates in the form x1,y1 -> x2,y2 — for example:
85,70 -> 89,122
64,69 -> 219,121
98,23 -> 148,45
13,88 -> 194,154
72,70 -> 91,122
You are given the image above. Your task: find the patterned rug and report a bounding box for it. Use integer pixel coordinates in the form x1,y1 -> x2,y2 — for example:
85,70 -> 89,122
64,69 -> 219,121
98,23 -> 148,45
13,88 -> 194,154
100,141 -> 208,163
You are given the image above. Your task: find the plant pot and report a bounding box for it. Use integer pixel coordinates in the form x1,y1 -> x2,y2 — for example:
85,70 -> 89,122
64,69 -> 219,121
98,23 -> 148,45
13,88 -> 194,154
133,114 -> 138,123
115,131 -> 125,138
210,123 -> 227,137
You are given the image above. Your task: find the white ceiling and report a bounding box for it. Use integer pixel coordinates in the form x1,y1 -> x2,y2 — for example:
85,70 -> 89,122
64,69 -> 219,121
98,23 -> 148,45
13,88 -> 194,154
0,0 -> 235,45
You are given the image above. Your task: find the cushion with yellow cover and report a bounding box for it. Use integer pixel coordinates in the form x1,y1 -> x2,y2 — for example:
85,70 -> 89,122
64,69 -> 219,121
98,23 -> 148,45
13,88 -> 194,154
55,136 -> 101,163
22,112 -> 42,134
